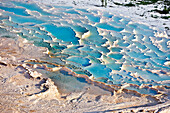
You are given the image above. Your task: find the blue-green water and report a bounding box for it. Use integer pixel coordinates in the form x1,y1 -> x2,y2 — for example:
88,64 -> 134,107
0,0 -> 169,95
0,5 -> 30,16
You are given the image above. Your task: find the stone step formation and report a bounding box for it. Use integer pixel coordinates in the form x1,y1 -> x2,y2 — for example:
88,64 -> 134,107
0,0 -> 169,96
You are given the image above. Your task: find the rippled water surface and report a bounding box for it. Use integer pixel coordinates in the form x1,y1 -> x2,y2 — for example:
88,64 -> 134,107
0,0 -> 169,95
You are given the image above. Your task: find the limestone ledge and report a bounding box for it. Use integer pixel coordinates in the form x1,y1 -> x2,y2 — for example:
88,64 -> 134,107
0,37 -> 170,112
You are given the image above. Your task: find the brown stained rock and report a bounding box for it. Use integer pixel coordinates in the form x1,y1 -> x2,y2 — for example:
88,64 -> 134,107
0,37 -> 46,65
